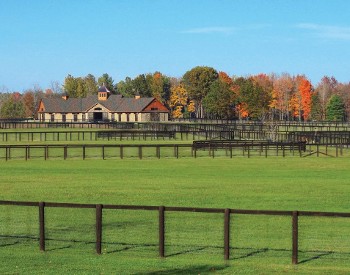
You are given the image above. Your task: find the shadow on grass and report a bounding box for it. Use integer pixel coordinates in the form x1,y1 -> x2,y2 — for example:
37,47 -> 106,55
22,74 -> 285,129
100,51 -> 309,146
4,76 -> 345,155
137,264 -> 228,275
298,251 -> 334,264
1,234 -> 348,265
166,246 -> 207,257
0,241 -> 19,247
231,247 -> 269,260
45,245 -> 72,252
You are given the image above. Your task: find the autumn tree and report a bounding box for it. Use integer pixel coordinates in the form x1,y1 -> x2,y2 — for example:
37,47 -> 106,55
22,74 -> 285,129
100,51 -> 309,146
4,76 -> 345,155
0,92 -> 11,116
310,93 -> 322,120
203,73 -> 237,119
183,66 -> 218,118
298,76 -> 312,120
251,74 -> 274,119
50,81 -> 62,94
337,82 -> 350,121
0,93 -> 25,119
169,84 -> 189,118
289,75 -> 311,121
203,81 -> 234,119
272,74 -> 294,120
149,72 -> 171,104
315,76 -> 338,120
22,91 -> 35,117
234,77 -> 272,120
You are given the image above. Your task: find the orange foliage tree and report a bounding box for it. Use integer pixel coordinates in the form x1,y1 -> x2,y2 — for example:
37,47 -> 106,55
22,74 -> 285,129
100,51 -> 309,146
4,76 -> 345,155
169,84 -> 190,118
298,77 -> 312,120
272,74 -> 294,120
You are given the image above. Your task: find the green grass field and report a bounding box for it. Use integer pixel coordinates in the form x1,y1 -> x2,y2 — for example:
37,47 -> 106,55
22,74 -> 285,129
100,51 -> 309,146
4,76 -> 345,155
1,157 -> 350,274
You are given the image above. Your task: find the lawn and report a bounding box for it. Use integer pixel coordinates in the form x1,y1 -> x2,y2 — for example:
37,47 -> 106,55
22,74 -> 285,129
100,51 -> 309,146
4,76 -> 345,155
1,158 -> 350,274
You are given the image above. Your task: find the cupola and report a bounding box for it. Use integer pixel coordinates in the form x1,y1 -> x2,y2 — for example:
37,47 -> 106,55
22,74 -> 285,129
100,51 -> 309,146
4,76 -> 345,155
98,85 -> 110,101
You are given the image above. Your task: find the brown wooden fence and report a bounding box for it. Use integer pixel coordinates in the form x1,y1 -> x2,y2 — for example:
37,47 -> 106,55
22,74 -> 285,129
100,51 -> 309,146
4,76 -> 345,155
0,142 -> 342,161
3,129 -> 350,144
0,200 -> 349,264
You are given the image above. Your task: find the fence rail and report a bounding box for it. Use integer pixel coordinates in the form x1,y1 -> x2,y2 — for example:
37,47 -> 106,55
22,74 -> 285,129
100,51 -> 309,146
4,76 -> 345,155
3,128 -> 350,145
0,200 -> 349,264
0,142 -> 344,160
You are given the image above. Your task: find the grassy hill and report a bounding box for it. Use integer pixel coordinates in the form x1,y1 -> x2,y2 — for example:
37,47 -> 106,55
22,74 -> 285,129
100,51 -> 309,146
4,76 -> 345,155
0,158 -> 350,274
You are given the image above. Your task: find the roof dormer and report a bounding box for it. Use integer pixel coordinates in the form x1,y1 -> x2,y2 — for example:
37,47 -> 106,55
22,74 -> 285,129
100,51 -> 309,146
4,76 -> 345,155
98,85 -> 110,101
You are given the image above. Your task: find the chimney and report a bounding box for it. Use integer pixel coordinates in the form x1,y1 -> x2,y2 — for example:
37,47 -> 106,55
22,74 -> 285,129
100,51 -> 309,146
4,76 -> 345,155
62,94 -> 69,100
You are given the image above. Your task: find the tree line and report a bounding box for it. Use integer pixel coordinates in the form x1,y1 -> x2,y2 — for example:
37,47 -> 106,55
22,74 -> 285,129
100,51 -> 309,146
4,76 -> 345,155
0,67 -> 349,121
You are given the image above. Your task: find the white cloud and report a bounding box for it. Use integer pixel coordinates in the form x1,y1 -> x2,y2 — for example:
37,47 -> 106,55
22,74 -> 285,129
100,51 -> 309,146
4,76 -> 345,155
296,23 -> 350,40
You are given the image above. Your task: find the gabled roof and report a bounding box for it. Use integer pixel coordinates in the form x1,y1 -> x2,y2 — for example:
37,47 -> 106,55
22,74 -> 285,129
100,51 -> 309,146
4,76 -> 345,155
97,86 -> 111,93
40,95 -> 168,113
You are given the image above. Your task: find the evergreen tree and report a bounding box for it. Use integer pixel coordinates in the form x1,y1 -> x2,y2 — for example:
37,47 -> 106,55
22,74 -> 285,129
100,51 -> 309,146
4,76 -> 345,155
98,73 -> 116,93
326,94 -> 345,121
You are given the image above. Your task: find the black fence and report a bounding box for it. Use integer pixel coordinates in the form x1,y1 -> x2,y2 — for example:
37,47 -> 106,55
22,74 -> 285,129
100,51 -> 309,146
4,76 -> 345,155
0,142 -> 343,161
0,200 -> 349,265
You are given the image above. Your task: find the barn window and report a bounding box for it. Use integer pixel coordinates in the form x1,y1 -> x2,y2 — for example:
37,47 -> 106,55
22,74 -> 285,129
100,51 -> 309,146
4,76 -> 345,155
151,107 -> 158,111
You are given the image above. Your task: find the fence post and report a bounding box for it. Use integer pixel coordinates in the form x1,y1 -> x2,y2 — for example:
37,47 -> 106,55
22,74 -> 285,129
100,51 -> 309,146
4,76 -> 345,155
96,204 -> 103,255
45,145 -> 48,160
64,145 -> 67,160
139,146 -> 142,159
292,211 -> 298,264
224,208 -> 230,260
83,145 -> 86,160
120,145 -> 124,159
159,206 -> 165,258
39,202 -> 45,251
156,146 -> 160,159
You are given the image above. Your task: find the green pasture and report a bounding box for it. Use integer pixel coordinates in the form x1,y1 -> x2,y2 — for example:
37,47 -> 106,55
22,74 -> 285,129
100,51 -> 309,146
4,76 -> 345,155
0,130 -> 199,145
0,158 -> 350,274
0,144 -> 348,160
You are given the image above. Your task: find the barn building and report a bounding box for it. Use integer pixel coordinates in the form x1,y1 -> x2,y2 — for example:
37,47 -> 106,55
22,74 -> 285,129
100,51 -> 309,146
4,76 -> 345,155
37,86 -> 169,122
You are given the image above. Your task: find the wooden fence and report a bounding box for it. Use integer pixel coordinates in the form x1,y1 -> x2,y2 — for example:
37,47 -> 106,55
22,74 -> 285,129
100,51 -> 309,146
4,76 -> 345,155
0,142 -> 342,161
0,130 -> 235,142
0,200 -> 349,264
3,120 -> 350,132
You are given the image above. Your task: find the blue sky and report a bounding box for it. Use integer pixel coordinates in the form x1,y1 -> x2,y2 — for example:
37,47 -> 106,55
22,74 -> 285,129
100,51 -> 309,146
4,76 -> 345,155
1,0 -> 350,91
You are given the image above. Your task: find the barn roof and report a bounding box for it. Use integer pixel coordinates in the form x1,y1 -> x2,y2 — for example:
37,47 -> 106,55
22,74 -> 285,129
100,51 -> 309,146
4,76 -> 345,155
40,95 -> 167,113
